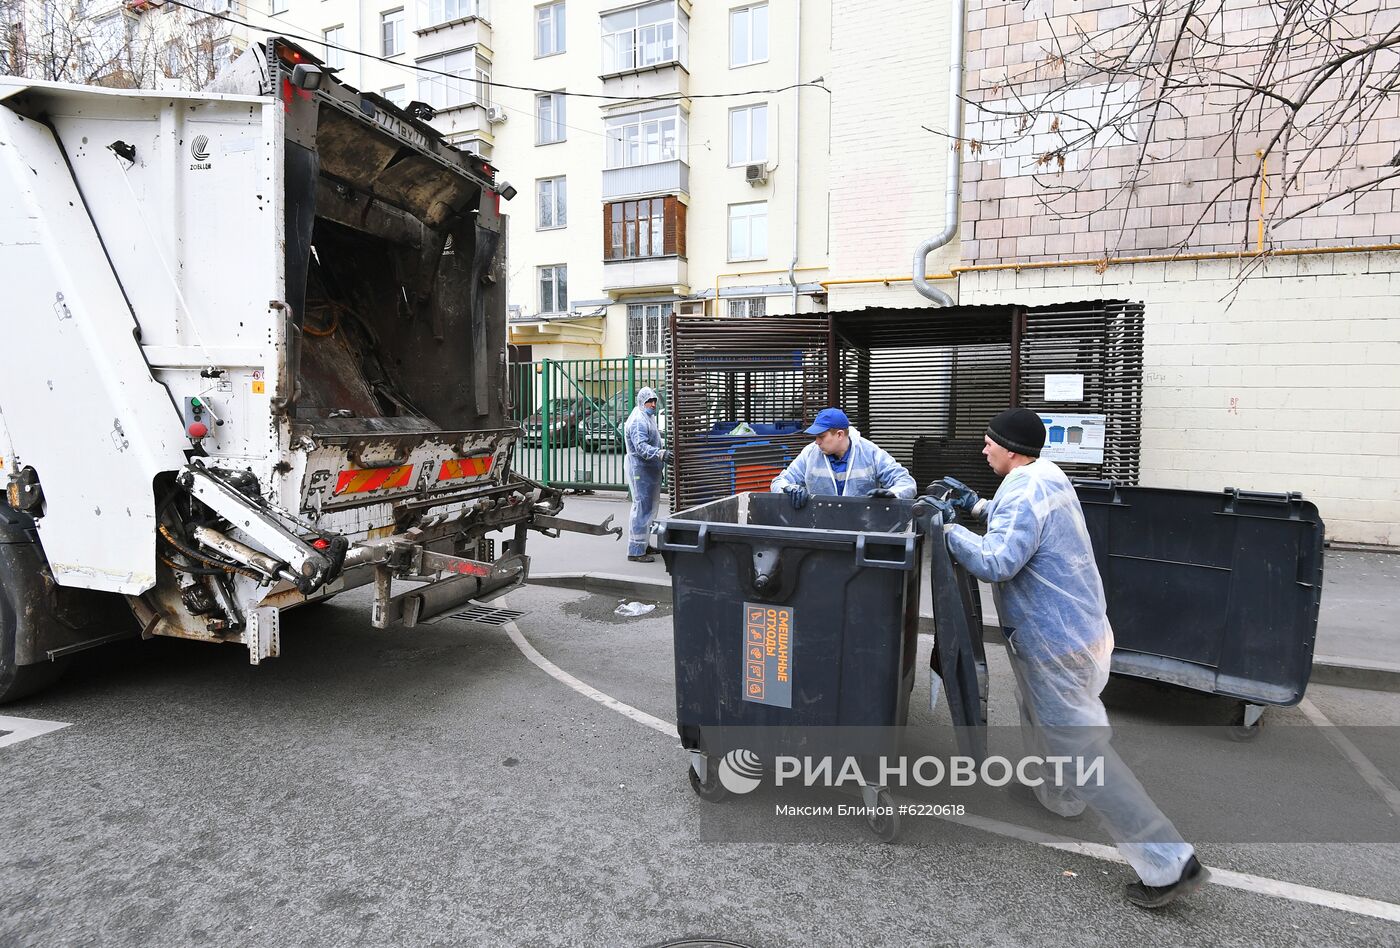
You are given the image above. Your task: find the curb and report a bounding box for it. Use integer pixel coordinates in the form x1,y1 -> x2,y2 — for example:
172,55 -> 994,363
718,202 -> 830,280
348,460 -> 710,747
1310,656 -> 1400,693
527,572 -> 1400,694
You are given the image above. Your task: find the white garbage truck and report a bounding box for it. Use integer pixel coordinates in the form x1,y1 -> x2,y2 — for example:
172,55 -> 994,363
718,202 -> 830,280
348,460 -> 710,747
0,39 -> 613,701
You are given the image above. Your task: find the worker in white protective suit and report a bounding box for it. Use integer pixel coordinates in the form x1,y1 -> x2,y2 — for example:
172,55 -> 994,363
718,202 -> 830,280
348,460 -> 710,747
623,387 -> 667,563
933,406 -> 1207,910
770,407 -> 916,507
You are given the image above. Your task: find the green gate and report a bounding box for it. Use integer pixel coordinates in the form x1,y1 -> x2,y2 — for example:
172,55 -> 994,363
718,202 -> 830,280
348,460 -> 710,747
509,356 -> 668,491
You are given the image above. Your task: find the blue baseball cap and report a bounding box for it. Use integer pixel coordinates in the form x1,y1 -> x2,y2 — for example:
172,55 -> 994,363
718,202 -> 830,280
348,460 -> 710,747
805,407 -> 850,435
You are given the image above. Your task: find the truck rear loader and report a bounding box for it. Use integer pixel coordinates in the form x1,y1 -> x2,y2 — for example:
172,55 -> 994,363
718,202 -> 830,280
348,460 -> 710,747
0,39 -> 611,701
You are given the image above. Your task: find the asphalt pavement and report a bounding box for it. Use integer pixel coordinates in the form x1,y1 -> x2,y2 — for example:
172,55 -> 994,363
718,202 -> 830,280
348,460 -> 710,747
2,577 -> 1400,947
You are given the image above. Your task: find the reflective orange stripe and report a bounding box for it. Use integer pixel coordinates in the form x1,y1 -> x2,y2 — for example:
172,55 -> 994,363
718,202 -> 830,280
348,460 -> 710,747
436,455 -> 494,481
334,465 -> 413,495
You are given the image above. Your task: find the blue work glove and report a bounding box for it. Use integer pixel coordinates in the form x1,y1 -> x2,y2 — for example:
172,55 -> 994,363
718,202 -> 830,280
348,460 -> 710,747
867,487 -> 896,498
916,495 -> 958,524
939,476 -> 986,516
784,485 -> 809,510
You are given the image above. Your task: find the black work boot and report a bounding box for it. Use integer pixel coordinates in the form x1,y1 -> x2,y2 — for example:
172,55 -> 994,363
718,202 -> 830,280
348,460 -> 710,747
1125,855 -> 1209,909
627,554 -> 655,563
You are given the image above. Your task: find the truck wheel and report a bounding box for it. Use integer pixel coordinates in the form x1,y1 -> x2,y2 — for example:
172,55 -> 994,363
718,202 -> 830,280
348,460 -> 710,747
0,506 -> 71,704
0,600 -> 69,704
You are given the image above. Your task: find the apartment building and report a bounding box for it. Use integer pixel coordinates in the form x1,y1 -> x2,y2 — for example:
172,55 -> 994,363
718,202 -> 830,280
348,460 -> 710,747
1,0 -> 244,88
206,0 -> 961,359
8,0 -> 959,354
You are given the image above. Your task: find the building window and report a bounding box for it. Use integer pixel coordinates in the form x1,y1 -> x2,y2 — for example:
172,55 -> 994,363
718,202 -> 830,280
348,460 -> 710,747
537,176 -> 567,230
381,8 -> 404,57
269,0 -> 286,15
536,1 -> 565,57
729,103 -> 768,166
539,264 -> 568,314
417,50 -> 489,110
537,92 -> 566,144
730,4 -> 768,68
727,297 -> 766,318
601,1 -> 687,74
420,0 -> 484,29
627,302 -> 673,356
382,85 -> 408,107
322,26 -> 345,70
605,106 -> 687,169
609,198 -> 662,259
728,202 -> 768,261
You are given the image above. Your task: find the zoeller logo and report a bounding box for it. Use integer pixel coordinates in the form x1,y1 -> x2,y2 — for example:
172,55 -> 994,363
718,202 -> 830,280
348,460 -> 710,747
717,749 -> 763,795
190,135 -> 212,170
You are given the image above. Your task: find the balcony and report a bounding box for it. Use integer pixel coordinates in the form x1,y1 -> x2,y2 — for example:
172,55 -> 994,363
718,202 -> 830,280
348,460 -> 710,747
603,256 -> 688,293
599,63 -> 688,103
415,0 -> 491,56
599,1 -> 689,98
602,160 -> 689,201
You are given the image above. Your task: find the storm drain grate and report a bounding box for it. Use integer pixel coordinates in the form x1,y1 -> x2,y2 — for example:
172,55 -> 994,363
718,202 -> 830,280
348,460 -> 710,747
449,604 -> 527,627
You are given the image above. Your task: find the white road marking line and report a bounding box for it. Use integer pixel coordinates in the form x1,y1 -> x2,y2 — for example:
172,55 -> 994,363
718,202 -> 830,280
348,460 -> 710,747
948,812 -> 1400,923
1297,697 -> 1400,819
504,615 -> 1400,922
0,715 -> 70,749
503,620 -> 677,738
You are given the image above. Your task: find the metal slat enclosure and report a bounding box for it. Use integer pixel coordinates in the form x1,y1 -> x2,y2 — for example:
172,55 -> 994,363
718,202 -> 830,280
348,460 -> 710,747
668,316 -> 832,511
667,303 -> 1143,510
836,307 -> 1017,500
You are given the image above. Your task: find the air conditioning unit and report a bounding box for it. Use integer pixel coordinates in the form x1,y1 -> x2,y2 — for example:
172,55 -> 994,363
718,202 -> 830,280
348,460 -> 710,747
486,105 -> 508,125
745,163 -> 769,185
677,300 -> 705,317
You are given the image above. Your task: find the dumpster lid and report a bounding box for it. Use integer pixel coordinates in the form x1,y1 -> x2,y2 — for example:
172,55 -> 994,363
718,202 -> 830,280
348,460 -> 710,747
1073,482 -> 1325,706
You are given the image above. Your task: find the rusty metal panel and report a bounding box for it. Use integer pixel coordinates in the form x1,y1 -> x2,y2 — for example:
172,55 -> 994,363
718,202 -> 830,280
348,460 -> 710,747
668,316 -> 832,512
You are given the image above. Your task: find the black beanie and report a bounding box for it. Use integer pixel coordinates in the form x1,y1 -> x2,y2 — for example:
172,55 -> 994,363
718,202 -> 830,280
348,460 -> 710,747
987,407 -> 1046,457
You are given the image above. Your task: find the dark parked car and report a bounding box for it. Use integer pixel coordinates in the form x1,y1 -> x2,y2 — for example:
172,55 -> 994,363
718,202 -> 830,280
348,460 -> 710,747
579,390 -> 629,453
522,397 -> 600,447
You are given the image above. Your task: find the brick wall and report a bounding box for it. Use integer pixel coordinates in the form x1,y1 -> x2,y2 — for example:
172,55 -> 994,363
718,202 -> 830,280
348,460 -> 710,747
960,0 -> 1400,264
960,255 -> 1400,547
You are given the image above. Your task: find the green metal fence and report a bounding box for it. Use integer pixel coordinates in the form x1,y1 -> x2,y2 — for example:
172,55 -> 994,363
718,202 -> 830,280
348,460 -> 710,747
509,356 -> 668,491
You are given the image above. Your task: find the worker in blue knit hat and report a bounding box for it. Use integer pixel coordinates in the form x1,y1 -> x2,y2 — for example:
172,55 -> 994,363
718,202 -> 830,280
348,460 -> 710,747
769,407 -> 915,509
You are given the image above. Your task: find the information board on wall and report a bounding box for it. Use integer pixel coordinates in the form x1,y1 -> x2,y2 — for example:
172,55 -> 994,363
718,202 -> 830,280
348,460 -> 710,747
1039,413 -> 1107,465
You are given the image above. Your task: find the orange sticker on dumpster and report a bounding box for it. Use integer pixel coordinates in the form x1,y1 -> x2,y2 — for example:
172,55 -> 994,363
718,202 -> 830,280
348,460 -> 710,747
742,601 -> 793,708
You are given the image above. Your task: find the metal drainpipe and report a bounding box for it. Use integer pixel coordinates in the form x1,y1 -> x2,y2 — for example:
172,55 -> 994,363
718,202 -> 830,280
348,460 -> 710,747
788,0 -> 803,312
913,0 -> 967,305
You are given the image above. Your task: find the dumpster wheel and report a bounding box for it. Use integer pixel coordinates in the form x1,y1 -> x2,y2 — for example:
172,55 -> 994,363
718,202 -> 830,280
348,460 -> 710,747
688,760 -> 730,803
1228,701 -> 1266,742
866,789 -> 900,843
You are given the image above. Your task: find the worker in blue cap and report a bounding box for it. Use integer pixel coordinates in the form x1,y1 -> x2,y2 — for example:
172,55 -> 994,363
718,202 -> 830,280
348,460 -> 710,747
770,407 -> 915,508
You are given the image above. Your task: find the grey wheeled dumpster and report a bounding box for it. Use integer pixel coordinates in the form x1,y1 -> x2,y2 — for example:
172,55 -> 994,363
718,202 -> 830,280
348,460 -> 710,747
658,492 -> 987,841
1073,482 -> 1326,739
